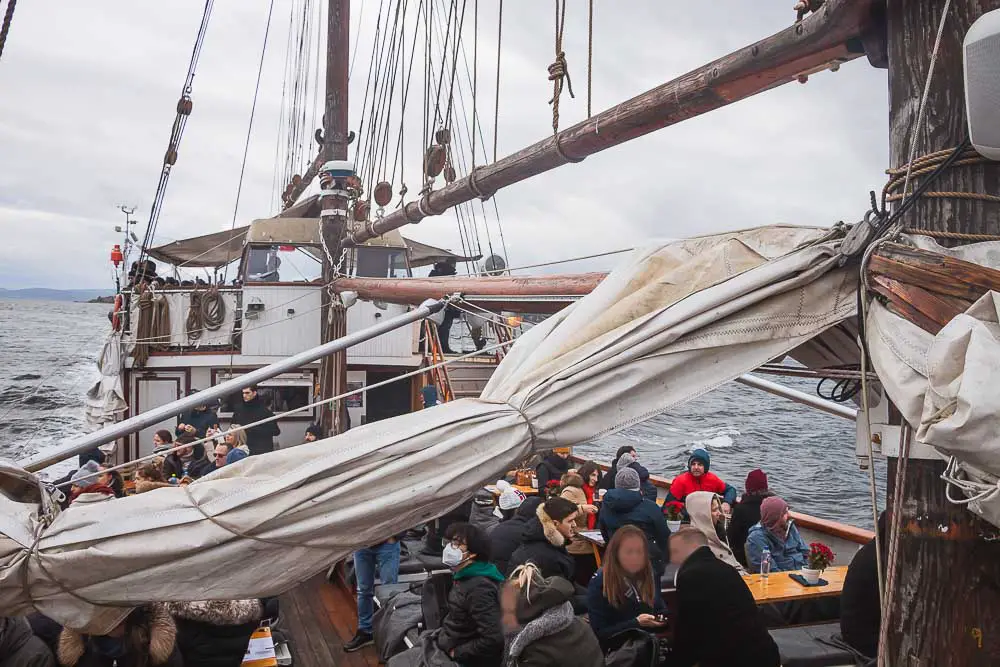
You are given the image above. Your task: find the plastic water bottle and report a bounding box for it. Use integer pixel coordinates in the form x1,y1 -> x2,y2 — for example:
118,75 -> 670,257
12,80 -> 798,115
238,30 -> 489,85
760,548 -> 772,579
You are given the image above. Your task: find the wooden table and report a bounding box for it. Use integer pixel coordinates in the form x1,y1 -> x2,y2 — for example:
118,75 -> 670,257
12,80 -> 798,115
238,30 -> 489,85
577,530 -> 606,567
484,484 -> 538,497
741,566 -> 848,604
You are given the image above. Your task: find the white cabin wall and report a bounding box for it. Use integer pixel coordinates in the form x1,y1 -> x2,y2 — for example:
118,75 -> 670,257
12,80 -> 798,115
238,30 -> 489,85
346,301 -> 419,364
241,286 -> 323,357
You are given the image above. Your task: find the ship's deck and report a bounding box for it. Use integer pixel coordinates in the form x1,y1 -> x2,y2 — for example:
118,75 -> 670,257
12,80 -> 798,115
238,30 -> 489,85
279,573 -> 379,667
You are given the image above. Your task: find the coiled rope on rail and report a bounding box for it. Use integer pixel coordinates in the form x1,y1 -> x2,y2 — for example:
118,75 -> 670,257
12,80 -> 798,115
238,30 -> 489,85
186,286 -> 226,342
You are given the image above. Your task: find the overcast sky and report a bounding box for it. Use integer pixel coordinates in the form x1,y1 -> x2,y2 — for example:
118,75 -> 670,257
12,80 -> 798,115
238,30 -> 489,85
0,1 -> 888,289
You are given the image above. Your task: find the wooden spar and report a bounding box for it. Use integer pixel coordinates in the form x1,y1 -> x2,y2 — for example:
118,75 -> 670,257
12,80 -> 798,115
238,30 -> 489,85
883,0 -> 1000,663
332,273 -> 607,313
282,152 -> 323,209
319,0 -> 351,436
345,0 -> 875,245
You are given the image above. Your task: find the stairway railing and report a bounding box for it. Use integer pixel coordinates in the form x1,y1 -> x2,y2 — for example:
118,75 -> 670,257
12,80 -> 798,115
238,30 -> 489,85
490,319 -> 513,363
422,320 -> 455,403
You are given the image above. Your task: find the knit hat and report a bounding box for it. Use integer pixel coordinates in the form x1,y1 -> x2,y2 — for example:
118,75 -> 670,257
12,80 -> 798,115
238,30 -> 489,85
305,424 -> 324,439
496,480 -> 526,511
615,466 -> 640,491
688,448 -> 711,471
745,468 -> 768,494
70,460 -> 103,487
617,450 -> 638,469
552,447 -> 571,456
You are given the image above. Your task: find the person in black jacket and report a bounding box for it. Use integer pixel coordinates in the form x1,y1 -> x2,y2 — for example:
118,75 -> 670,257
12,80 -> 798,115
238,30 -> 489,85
586,525 -> 667,650
0,616 -> 55,667
598,467 -> 671,578
726,468 -> 772,569
175,391 -> 220,439
161,435 -> 215,481
507,497 -> 579,582
534,449 -> 571,497
428,260 -> 458,353
436,522 -> 505,667
231,385 -> 280,455
665,527 -> 779,667
490,497 -> 542,576
614,450 -> 657,501
54,604 -> 183,667
840,511 -> 888,658
167,599 -> 262,667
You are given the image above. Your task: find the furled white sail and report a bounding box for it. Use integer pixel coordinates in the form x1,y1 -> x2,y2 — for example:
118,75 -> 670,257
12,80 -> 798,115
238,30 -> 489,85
866,236 -> 1000,530
0,225 -> 857,631
82,333 -> 128,430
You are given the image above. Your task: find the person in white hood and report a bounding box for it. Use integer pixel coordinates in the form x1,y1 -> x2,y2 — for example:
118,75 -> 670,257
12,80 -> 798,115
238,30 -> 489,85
685,491 -> 745,573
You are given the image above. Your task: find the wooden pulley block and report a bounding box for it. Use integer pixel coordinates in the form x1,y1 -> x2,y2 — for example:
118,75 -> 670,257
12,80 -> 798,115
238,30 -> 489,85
373,181 -> 393,207
443,165 -> 457,184
435,128 -> 451,145
164,147 -> 178,165
425,145 -> 447,178
176,97 -> 193,115
353,200 -> 370,221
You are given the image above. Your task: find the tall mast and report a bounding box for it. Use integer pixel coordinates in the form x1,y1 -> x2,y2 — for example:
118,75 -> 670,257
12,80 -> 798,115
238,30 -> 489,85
319,0 -> 351,435
884,0 -> 1000,663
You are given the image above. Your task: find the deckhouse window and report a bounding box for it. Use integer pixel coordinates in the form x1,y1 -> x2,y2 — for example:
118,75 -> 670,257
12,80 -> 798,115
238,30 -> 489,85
245,245 -> 323,283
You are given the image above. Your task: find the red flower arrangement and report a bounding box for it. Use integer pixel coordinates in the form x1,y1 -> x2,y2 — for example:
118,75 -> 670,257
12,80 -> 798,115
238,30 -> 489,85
807,542 -> 835,571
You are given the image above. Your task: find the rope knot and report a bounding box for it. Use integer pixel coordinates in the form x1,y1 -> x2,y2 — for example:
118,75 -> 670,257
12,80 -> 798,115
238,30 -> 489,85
547,52 -> 574,100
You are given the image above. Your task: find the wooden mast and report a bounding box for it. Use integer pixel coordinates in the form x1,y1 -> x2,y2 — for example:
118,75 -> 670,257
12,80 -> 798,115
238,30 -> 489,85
885,0 -> 1000,663
319,0 -> 351,436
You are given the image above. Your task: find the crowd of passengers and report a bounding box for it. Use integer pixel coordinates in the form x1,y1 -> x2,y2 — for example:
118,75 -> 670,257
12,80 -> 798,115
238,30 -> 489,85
0,440 -> 883,667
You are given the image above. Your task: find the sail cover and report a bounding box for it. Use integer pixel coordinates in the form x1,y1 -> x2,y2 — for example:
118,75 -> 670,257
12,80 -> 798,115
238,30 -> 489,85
82,333 -> 128,430
0,225 -> 857,630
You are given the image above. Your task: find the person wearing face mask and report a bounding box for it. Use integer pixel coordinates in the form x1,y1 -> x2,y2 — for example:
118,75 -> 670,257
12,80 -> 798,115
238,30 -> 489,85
746,495 -> 809,572
54,605 -> 182,667
502,563 -> 604,667
435,523 -> 505,667
586,526 -> 667,651
663,448 -> 737,516
685,491 -> 745,573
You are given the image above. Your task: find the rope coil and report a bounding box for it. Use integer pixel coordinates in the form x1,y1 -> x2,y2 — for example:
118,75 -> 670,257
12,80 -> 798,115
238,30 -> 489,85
186,287 -> 226,342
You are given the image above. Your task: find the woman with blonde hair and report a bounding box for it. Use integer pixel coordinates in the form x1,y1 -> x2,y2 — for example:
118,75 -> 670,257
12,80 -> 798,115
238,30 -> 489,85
586,525 -> 667,650
224,426 -> 250,464
503,563 -> 603,666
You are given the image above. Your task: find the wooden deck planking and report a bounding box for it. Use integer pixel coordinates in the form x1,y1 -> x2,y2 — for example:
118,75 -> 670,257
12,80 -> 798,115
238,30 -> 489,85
279,574 -> 379,667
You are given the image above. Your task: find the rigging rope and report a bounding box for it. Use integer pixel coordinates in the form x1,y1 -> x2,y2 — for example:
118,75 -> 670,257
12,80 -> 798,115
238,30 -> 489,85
0,0 -> 17,62
587,0 -> 593,117
135,0 -> 215,273
186,287 -> 227,342
548,0 -> 574,134
224,0 -> 277,283
493,0 -> 502,162
133,288 -> 171,368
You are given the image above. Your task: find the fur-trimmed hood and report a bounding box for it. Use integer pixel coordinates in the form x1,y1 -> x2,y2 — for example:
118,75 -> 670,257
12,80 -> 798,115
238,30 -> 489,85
57,604 -> 176,666
507,601 -> 574,659
535,504 -> 566,548
166,599 -> 262,626
135,480 -> 174,494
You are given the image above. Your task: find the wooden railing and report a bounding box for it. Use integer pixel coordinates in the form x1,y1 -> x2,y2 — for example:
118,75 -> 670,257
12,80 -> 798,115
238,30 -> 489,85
422,320 -> 454,403
571,454 -> 873,545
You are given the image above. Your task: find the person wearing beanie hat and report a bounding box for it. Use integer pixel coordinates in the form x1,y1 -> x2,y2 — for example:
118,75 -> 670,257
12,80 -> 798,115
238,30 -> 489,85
600,467 -> 671,579
503,563 -> 604,667
746,495 -> 809,572
614,449 -> 657,501
68,461 -> 116,505
496,480 -> 526,517
663,447 -> 737,518
726,469 -> 774,568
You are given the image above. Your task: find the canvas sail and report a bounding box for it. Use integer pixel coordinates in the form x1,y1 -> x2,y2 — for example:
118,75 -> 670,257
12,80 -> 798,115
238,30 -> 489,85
0,225 -> 857,630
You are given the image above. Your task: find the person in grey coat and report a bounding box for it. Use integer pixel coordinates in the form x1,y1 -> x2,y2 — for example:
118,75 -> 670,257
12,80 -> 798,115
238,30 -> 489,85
0,617 -> 55,667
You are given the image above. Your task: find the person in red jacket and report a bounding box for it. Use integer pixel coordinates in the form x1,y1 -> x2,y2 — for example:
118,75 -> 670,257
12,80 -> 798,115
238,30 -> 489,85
663,448 -> 737,516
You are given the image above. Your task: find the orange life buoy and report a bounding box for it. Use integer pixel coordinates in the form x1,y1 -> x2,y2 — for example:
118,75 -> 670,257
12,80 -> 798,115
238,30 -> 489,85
112,294 -> 123,332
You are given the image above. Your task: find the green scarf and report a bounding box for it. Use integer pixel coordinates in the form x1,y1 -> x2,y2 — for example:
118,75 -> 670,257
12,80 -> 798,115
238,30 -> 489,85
453,561 -> 505,583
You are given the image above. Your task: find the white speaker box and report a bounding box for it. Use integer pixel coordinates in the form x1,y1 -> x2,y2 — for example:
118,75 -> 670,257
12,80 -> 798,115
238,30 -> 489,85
964,9 -> 1000,160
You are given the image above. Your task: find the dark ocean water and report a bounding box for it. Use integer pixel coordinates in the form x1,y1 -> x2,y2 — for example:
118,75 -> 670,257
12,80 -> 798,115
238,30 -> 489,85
0,299 -> 885,529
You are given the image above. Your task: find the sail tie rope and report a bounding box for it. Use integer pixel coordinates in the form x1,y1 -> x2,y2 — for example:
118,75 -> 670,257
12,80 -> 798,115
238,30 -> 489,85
0,0 -> 17,62
548,0 -> 574,134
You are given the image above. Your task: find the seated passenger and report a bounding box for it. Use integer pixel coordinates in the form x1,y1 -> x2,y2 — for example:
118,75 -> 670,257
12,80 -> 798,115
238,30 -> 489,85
666,528 -> 779,667
55,604 -> 182,667
436,523 -> 505,667
152,430 -> 173,455
175,393 -> 219,440
469,489 -> 501,536
726,469 -> 772,569
746,496 -> 809,572
840,511 -> 888,658
490,496 -> 542,576
303,424 -> 323,443
223,427 -> 250,465
558,472 -> 600,585
168,600 -> 262,667
161,435 -> 214,481
0,616 -> 55,667
598,467 -> 670,579
685,491 -> 745,573
135,463 -> 172,494
507,497 -> 579,582
586,525 -> 667,651
614,450 -> 657,500
597,446 -> 636,492
576,461 -> 603,529
664,448 -> 736,515
504,564 -> 604,667
213,443 -> 231,469
67,461 -> 117,506
534,449 -> 571,496
494,480 -> 526,521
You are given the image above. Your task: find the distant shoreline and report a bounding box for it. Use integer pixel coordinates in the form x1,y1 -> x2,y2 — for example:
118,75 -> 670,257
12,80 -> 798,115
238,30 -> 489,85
0,288 -> 112,303
84,296 -> 116,304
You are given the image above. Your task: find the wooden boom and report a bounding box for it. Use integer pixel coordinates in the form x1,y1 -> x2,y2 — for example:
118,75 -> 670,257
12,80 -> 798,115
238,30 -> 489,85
345,0 -> 876,245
